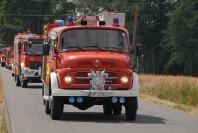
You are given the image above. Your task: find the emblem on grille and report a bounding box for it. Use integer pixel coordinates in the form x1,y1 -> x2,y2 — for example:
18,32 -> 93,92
95,59 -> 100,67
88,70 -> 109,90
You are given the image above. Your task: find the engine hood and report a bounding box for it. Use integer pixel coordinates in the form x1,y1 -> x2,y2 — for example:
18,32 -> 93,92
58,51 -> 130,69
22,56 -> 42,67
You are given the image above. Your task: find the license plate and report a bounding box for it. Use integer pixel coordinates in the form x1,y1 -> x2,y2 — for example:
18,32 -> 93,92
88,92 -> 110,97
28,71 -> 34,75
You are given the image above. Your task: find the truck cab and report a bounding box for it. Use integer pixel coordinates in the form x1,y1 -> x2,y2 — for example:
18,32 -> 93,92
42,16 -> 139,121
13,34 -> 44,88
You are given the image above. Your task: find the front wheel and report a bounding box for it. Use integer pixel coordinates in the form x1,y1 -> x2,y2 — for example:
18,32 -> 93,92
21,80 -> 28,88
1,62 -> 5,67
50,97 -> 64,120
103,104 -> 113,115
113,105 -> 122,115
45,100 -> 51,114
125,97 -> 138,121
15,75 -> 21,86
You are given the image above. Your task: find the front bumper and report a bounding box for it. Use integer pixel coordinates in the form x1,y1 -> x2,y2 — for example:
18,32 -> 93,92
21,67 -> 41,78
48,72 -> 139,98
52,89 -> 138,97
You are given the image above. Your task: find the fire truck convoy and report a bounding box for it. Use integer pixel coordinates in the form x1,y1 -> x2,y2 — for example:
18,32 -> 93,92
13,34 -> 44,88
41,15 -> 141,121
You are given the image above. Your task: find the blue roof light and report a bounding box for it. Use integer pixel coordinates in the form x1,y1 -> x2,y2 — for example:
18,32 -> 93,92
27,35 -> 32,40
113,17 -> 119,24
67,16 -> 74,26
67,16 -> 74,23
55,20 -> 65,27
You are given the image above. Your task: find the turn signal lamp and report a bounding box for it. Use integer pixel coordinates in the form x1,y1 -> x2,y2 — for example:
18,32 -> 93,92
112,17 -> 120,27
67,16 -> 74,26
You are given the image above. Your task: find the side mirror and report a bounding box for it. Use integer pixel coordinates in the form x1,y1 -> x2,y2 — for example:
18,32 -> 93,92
136,43 -> 144,57
129,43 -> 132,53
43,44 -> 50,56
26,41 -> 32,48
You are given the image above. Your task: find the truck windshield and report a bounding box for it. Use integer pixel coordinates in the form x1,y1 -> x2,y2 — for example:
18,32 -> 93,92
60,29 -> 128,52
25,44 -> 43,55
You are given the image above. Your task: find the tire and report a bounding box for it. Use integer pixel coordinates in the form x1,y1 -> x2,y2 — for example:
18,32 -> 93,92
42,83 -> 44,96
1,62 -> 5,67
16,75 -> 21,86
113,105 -> 122,115
42,84 -> 45,105
125,97 -> 138,121
21,80 -> 28,88
50,97 -> 64,120
103,104 -> 113,115
45,100 -> 51,114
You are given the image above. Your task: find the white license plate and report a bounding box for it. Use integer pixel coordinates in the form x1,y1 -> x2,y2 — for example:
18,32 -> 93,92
88,92 -> 110,97
28,71 -> 34,75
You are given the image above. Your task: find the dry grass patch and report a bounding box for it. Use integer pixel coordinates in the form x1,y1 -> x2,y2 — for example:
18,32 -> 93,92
140,74 -> 198,114
0,76 -> 7,133
0,77 -> 4,102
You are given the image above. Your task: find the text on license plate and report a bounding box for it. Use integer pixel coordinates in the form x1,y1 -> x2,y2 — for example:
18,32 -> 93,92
88,92 -> 110,97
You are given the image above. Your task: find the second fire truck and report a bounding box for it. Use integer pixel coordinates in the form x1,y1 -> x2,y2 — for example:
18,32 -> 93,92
13,34 -> 44,88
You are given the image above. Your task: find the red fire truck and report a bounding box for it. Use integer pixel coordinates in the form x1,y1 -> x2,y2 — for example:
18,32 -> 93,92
13,34 -> 44,88
5,47 -> 14,69
42,16 -> 141,121
0,48 -> 6,67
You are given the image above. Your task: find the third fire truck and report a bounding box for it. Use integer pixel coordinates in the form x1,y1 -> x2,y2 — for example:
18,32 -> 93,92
42,15 -> 141,121
5,47 -> 14,69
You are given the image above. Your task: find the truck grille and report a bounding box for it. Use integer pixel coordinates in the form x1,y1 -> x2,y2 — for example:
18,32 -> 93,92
29,62 -> 42,69
75,71 -> 119,85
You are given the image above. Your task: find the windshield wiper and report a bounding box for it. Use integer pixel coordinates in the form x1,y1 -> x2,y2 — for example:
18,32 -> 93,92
101,46 -> 125,52
82,45 -> 104,50
65,46 -> 84,51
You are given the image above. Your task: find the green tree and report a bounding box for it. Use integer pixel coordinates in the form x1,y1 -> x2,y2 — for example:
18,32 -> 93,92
163,0 -> 198,76
138,0 -> 178,74
76,0 -> 113,15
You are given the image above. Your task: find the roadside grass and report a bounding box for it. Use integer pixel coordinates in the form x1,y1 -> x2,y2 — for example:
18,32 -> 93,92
140,74 -> 198,114
0,77 -> 7,133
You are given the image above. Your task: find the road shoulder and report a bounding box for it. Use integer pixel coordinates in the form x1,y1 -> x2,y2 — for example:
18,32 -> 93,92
140,94 -> 198,116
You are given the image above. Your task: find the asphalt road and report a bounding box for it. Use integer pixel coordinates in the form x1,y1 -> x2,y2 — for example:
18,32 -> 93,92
1,67 -> 198,133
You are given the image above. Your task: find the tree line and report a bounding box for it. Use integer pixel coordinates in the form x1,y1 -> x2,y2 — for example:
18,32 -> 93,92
0,0 -> 197,76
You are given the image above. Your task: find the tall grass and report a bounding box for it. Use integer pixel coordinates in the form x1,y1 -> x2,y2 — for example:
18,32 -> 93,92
140,75 -> 198,106
0,77 -> 7,133
0,77 -> 4,102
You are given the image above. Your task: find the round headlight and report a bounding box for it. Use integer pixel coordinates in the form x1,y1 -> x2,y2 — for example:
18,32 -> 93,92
120,76 -> 129,84
64,75 -> 73,84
